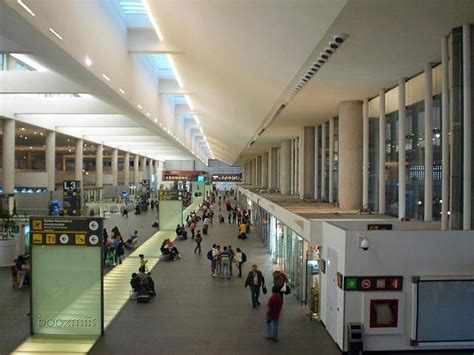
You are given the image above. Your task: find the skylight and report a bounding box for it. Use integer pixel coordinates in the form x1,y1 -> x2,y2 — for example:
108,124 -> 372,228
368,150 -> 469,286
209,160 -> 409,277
148,54 -> 171,70
118,0 -> 146,15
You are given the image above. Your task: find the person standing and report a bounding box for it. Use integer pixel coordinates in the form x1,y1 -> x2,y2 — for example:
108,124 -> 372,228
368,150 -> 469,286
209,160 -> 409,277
244,264 -> 265,308
215,245 -> 222,277
228,245 -> 235,276
209,244 -> 217,276
189,221 -> 196,239
194,230 -> 203,254
234,247 -> 245,277
115,235 -> 124,264
265,286 -> 283,342
203,216 -> 210,235
220,246 -> 231,279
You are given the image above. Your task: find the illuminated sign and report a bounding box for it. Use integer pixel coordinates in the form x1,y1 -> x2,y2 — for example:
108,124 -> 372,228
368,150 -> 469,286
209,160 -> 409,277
211,173 -> 243,182
163,170 -> 208,181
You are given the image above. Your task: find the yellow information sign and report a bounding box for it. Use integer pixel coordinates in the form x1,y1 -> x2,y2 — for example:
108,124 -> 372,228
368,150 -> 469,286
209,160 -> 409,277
75,234 -> 86,245
32,234 -> 43,244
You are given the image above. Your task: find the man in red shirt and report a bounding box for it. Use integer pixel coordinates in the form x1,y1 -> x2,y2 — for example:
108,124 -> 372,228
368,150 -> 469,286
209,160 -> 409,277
265,286 -> 283,342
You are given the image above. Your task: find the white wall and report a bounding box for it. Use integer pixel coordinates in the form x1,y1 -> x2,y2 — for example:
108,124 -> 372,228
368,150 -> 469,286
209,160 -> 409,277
320,220 -> 474,352
319,222 -> 346,350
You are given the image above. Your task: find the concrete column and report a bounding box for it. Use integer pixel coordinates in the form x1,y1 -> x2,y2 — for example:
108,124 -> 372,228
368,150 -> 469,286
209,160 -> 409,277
329,119 -> 335,203
399,78 -> 407,220
95,144 -> 103,188
339,101 -> 363,209
314,126 -> 319,199
124,151 -> 130,188
75,139 -> 83,184
112,148 -> 118,187
134,155 -> 139,184
441,36 -> 450,230
256,156 -> 261,186
281,140 -> 291,194
141,156 -> 147,182
300,127 -> 315,199
463,24 -> 471,230
155,160 -> 160,187
45,131 -> 56,192
2,119 -> 15,194
362,99 -> 369,209
290,139 -> 295,195
321,122 -> 327,201
261,153 -> 268,188
424,63 -> 434,221
271,148 -> 278,188
378,90 -> 386,214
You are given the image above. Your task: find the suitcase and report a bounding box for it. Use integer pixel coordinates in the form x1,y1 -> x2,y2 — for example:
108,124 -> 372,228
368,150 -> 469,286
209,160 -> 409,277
137,289 -> 151,303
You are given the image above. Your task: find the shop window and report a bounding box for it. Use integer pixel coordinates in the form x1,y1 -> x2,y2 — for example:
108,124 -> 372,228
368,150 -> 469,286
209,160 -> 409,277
369,299 -> 399,328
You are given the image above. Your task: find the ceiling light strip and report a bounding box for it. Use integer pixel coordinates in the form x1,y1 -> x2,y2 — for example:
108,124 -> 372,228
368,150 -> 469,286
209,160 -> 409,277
17,0 -> 35,16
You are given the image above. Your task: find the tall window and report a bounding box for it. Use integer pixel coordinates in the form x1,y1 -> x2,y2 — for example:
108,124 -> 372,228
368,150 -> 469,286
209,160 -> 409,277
406,101 -> 425,220
333,118 -> 339,202
368,117 -> 379,211
317,126 -> 322,199
385,111 -> 399,217
432,95 -> 442,220
324,123 -> 330,200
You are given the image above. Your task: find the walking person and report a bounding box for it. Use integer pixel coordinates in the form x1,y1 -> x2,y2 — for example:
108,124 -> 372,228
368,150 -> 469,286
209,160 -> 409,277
220,246 -> 231,279
194,230 -> 202,254
265,286 -> 283,342
115,235 -> 124,265
203,215 -> 210,235
244,264 -> 265,308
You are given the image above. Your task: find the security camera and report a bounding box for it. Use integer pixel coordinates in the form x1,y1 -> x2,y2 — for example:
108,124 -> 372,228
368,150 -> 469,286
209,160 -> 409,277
358,234 -> 370,251
333,33 -> 348,44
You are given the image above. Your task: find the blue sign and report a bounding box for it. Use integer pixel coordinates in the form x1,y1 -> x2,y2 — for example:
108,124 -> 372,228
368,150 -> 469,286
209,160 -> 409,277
197,175 -> 205,182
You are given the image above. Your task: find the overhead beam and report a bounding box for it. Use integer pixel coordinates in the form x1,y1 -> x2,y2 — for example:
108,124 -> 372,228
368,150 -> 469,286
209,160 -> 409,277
0,71 -> 88,94
127,28 -> 182,54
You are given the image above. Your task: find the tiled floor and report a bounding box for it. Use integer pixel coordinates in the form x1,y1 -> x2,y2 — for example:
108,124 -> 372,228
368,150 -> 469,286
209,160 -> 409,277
1,205 -> 164,355
89,202 -> 342,355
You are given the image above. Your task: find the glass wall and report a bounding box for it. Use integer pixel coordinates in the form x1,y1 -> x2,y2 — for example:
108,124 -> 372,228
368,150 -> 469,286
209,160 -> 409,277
317,126 -> 322,199
368,117 -> 379,211
333,118 -> 339,202
385,111 -> 399,217
324,123 -> 329,200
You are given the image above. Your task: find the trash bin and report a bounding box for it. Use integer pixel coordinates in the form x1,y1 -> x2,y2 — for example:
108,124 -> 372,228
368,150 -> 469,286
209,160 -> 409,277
347,322 -> 364,355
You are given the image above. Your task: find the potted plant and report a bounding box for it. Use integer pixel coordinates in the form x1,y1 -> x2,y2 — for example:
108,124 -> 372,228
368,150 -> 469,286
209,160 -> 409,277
0,209 -> 18,267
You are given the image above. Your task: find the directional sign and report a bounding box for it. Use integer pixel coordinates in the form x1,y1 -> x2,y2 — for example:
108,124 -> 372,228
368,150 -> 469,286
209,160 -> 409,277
29,217 -> 103,247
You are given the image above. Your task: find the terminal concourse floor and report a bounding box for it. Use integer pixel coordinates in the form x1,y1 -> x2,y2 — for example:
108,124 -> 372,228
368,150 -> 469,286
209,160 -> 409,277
90,212 -> 341,355
0,207 -> 160,355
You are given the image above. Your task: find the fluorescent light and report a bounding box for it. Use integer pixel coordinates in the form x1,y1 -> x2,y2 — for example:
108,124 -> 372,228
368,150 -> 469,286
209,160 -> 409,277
185,95 -> 195,110
102,73 -> 110,81
137,104 -> 142,109
119,88 -> 125,94
48,28 -> 63,40
168,54 -> 183,88
85,56 -> 92,66
10,53 -> 47,72
142,0 -> 163,41
158,123 -> 163,127
17,0 -> 35,16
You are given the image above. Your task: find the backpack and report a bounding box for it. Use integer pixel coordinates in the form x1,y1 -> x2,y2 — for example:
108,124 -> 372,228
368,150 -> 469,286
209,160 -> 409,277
207,249 -> 213,260
242,252 -> 247,263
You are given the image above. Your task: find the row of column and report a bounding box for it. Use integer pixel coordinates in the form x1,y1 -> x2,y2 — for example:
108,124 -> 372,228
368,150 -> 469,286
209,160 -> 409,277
1,122 -> 160,194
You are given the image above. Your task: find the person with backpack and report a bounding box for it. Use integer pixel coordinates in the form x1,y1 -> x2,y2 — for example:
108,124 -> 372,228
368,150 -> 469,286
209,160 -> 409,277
208,244 -> 217,276
194,230 -> 203,254
234,247 -> 246,278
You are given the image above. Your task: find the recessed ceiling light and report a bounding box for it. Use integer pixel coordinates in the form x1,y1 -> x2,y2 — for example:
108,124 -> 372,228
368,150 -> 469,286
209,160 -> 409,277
137,104 -> 142,109
49,28 -> 63,40
17,0 -> 35,16
85,56 -> 92,66
154,118 -> 157,123
147,112 -> 151,117
102,73 -> 110,81
119,88 -> 125,94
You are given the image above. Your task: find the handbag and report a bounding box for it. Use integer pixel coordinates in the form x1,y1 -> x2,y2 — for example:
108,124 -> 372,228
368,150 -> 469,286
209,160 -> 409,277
262,284 -> 267,294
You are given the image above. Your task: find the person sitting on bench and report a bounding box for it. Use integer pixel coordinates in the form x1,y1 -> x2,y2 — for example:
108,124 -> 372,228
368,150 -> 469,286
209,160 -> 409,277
130,272 -> 143,292
125,231 -> 139,248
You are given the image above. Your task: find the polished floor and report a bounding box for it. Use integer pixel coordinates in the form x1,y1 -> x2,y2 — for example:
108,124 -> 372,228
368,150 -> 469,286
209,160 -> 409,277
89,207 -> 341,355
